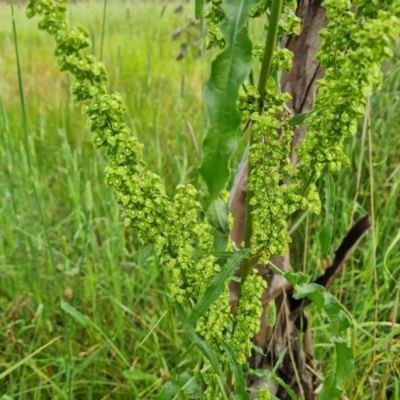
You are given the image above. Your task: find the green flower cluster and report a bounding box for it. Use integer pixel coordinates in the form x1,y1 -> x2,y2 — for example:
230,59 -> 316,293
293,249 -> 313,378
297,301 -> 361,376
296,0 -> 400,180
250,0 -> 298,19
26,0 -> 233,357
229,272 -> 266,364
252,46 -> 293,71
256,388 -> 272,400
203,0 -> 226,49
239,80 -> 320,263
27,0 -> 172,247
354,0 -> 400,19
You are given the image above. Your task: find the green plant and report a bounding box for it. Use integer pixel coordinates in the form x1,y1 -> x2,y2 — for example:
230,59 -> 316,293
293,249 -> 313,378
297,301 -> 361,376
22,0 -> 400,399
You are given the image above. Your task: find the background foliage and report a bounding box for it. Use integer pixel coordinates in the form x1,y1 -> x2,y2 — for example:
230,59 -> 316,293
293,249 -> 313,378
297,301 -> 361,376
0,1 -> 399,398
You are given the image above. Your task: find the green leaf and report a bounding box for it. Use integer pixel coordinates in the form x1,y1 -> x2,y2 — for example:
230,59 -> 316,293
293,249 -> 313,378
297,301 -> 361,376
319,375 -> 342,400
62,302 -> 92,327
85,180 -> 93,211
291,283 -> 351,333
320,337 -> 354,400
221,342 -> 249,400
206,197 -> 230,251
195,0 -> 204,20
189,249 -> 250,323
283,270 -> 309,286
138,242 -> 154,268
249,369 -> 296,400
288,109 -> 314,126
199,0 -> 258,207
153,371 -> 201,400
176,304 -> 221,374
211,227 -> 229,252
123,369 -> 156,382
319,169 -> 335,256
206,197 -> 230,234
0,336 -> 61,380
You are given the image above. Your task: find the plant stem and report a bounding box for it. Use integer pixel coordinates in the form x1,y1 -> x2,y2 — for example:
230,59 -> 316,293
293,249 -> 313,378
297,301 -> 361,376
226,2 -> 284,395
257,0 -> 284,107
241,0 -> 284,290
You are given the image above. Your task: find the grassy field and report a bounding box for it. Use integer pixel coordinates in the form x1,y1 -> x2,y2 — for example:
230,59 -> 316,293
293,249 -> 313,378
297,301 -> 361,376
0,1 -> 399,399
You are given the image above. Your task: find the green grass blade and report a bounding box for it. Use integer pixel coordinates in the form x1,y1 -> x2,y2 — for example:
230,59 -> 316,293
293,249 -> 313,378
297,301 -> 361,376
189,249 -> 249,323
0,336 -> 61,380
319,169 -> 335,256
61,302 -> 130,368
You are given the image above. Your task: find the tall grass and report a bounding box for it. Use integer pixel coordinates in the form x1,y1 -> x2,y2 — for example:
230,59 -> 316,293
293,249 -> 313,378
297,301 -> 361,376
0,1 -> 399,399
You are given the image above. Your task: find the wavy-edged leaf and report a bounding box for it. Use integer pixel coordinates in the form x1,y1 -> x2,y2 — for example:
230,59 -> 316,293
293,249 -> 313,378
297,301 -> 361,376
320,337 -> 354,400
176,304 -> 221,374
195,0 -> 204,20
199,0 -> 258,209
281,272 -> 351,333
189,249 -> 250,323
207,197 -> 230,234
319,169 -> 335,256
221,342 -> 249,400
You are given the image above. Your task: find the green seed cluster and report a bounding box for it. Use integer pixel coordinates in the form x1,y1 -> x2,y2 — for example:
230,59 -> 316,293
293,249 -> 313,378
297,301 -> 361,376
250,0 -> 298,19
27,4 -> 246,392
296,0 -> 400,180
26,0 -> 233,356
27,0 -> 173,247
203,0 -> 226,49
239,80 -> 320,263
253,46 -> 293,71
354,0 -> 400,19
229,272 -> 266,364
256,388 -> 272,400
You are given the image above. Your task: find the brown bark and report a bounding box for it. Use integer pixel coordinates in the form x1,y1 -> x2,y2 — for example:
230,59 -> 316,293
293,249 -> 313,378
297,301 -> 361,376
229,1 -> 328,398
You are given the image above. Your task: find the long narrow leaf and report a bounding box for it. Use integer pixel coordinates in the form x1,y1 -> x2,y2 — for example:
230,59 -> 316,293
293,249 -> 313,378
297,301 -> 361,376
199,0 -> 258,208
189,249 -> 249,323
0,336 -> 61,380
195,0 -> 204,20
176,304 -> 221,374
221,342 -> 249,400
319,169 -> 335,256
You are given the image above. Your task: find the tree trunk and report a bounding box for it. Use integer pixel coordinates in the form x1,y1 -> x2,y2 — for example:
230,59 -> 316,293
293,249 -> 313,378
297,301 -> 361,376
229,2 -> 327,398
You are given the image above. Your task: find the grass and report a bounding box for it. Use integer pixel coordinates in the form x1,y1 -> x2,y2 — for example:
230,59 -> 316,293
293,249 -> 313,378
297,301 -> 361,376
0,0 -> 399,399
